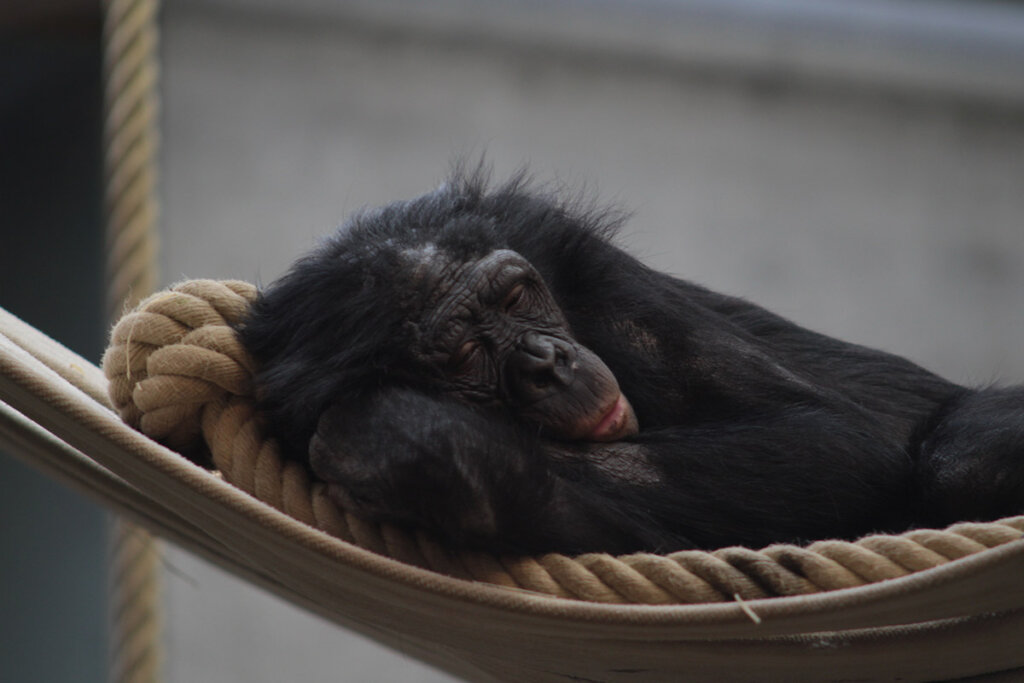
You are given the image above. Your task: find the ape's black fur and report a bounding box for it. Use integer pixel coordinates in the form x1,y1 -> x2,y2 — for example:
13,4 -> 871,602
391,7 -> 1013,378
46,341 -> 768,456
238,172 -> 1024,555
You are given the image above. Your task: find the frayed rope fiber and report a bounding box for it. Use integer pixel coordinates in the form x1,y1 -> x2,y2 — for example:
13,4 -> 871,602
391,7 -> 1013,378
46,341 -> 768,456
102,279 -> 1024,605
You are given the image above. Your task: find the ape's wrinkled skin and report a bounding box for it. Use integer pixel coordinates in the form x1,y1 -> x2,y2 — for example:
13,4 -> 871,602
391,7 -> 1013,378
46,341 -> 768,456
237,172 -> 1024,555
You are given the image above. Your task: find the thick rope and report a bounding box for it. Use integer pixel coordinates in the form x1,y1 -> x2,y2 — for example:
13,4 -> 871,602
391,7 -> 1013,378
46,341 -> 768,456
103,280 -> 1024,605
102,1 -> 163,681
103,0 -> 161,320
107,519 -> 163,683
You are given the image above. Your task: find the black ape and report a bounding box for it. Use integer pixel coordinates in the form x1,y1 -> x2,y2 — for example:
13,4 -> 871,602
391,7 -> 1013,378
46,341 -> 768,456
238,173 -> 1024,555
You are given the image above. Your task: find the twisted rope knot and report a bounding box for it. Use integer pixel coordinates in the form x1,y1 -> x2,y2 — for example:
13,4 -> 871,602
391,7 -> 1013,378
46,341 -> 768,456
105,280 -> 257,463
102,279 -> 1024,605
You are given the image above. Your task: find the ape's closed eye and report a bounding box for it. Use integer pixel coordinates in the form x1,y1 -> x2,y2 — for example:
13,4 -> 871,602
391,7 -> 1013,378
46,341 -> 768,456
450,340 -> 481,373
503,283 -> 526,312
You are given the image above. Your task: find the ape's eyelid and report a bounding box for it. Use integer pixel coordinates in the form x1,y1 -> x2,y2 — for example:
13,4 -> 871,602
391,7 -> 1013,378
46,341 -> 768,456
451,340 -> 480,368
502,283 -> 527,310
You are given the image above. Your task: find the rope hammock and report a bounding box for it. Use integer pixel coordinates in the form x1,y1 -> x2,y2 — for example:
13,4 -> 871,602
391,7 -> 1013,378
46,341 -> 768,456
2,280 -> 1023,680
101,279 -> 1024,604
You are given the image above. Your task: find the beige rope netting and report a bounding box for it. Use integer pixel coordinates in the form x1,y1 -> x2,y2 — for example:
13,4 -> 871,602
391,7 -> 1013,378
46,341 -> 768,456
102,278 -> 1024,605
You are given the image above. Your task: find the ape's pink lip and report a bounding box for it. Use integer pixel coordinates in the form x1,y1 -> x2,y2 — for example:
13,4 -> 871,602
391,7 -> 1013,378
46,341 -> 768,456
588,394 -> 631,441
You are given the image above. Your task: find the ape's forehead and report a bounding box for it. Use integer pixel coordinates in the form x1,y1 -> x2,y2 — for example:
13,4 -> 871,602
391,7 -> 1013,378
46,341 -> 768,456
397,242 -> 448,283
392,245 -> 532,336
396,245 -> 526,296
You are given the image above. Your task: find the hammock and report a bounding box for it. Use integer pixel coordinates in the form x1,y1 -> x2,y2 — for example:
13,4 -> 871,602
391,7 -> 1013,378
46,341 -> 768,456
2,282 -> 1023,682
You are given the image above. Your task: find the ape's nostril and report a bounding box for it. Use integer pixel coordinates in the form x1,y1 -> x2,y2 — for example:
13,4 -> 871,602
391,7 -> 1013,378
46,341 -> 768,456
553,364 -> 573,386
508,334 -> 579,403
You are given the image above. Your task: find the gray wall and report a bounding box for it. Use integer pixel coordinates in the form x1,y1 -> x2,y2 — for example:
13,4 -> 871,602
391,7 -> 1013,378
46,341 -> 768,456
159,2 -> 1024,681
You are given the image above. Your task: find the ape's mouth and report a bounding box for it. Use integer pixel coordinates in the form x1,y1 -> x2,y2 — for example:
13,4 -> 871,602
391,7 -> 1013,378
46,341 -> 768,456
585,393 -> 639,442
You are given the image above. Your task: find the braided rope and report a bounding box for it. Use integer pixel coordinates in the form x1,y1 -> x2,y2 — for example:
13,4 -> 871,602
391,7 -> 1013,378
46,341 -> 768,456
107,519 -> 163,683
102,1 -> 163,681
103,280 -> 1024,605
103,0 -> 161,320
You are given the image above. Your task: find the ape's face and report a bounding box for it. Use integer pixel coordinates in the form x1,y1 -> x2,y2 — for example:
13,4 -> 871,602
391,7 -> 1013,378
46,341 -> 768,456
400,246 -> 638,442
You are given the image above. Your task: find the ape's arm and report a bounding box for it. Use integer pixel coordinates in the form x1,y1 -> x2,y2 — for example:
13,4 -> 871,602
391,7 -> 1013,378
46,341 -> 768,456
629,408 -> 915,549
309,387 -> 921,553
310,388 -> 670,554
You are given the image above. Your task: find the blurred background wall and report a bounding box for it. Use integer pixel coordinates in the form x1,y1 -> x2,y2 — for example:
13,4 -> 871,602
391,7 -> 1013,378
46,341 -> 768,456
1,4 -> 107,683
158,2 -> 1024,681
4,0 -> 1024,681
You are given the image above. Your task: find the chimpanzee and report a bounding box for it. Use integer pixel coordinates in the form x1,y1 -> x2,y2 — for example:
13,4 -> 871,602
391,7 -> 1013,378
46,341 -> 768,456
237,170 -> 1024,555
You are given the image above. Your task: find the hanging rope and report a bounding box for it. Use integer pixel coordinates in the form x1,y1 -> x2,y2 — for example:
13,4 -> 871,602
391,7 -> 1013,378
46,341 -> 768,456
102,0 -> 163,681
103,0 -> 161,317
103,279 -> 1024,605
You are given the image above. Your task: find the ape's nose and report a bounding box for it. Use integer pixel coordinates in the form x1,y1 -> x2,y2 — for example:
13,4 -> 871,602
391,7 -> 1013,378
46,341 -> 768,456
508,332 -> 576,403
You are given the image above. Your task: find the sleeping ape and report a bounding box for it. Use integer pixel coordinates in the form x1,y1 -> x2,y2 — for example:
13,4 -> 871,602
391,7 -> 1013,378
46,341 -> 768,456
237,172 -> 1024,555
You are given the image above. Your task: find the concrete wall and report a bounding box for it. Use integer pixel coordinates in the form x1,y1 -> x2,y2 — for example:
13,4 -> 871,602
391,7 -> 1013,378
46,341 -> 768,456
159,2 -> 1024,680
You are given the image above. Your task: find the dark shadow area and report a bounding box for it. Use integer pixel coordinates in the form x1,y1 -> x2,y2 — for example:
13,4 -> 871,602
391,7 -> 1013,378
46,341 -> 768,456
0,9 -> 108,683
